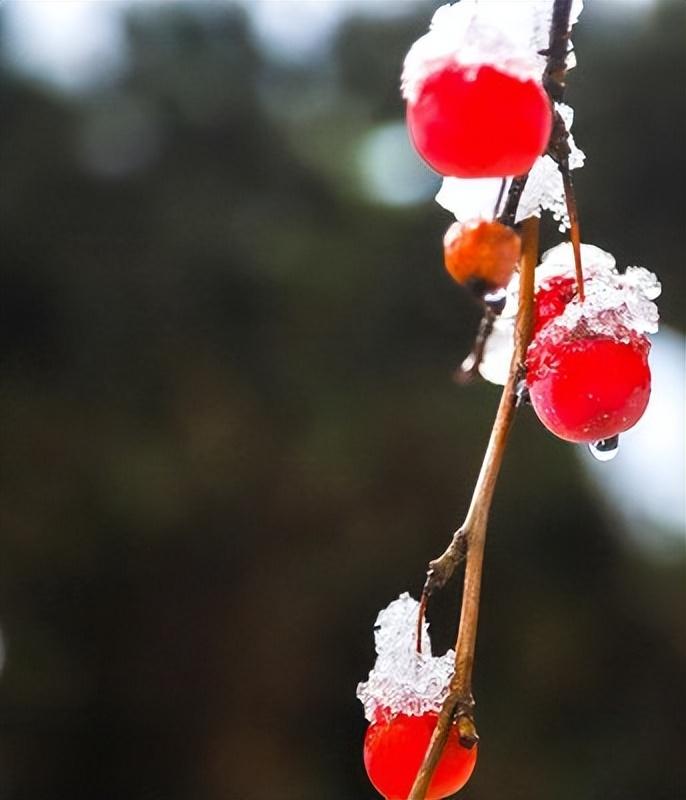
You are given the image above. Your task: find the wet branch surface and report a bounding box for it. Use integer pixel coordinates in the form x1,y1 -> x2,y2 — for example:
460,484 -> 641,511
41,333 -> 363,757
408,2 -> 578,797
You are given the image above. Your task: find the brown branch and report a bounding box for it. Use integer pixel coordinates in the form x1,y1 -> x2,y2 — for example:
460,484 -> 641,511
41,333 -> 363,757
408,217 -> 539,800
561,167 -> 585,301
408,4 -> 579,796
546,110 -> 585,300
544,0 -> 585,300
543,0 -> 574,101
498,174 -> 529,227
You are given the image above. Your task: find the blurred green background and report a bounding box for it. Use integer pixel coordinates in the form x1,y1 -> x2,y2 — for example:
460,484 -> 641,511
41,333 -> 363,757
0,1 -> 684,799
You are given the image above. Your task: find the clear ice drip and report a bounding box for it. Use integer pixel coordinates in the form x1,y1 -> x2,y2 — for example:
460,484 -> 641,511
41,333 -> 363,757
589,436 -> 620,462
356,593 -> 455,723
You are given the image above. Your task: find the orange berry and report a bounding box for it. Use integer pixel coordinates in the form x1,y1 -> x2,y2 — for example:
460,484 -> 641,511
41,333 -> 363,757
443,219 -> 520,291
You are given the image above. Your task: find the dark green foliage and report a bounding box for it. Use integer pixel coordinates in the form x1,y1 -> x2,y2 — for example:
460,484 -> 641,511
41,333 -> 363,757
0,2 -> 684,799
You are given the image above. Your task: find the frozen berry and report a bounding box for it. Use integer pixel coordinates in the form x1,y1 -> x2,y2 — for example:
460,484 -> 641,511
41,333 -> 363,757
444,219 -> 520,291
526,329 -> 651,443
533,275 -> 577,334
407,64 -> 552,178
364,711 -> 477,800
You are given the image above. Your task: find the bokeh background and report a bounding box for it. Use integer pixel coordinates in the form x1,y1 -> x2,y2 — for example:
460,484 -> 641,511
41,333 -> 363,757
0,1 -> 684,798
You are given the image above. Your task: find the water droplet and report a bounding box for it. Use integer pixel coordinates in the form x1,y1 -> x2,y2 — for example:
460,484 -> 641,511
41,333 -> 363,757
515,380 -> 530,406
588,435 -> 619,462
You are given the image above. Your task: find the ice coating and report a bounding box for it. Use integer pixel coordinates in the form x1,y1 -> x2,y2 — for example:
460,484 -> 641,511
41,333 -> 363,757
471,317 -> 515,385
477,243 -> 661,385
356,593 -> 455,723
436,103 -> 585,229
436,175 -> 508,222
536,243 -> 661,338
515,103 -> 586,231
402,1 -> 583,104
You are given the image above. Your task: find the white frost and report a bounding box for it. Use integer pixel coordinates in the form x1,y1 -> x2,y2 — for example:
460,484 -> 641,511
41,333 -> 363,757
402,0 -> 583,103
515,103 -> 586,231
436,175 -> 508,222
477,242 -> 661,386
356,592 -> 455,722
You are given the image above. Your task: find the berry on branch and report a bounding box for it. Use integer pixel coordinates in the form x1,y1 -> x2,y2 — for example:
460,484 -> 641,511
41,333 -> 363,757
467,242 -> 661,449
357,594 -> 476,799
364,711 -> 477,800
526,328 -> 652,443
522,243 -> 661,443
406,63 -> 552,178
401,2 -> 564,180
444,219 -> 521,292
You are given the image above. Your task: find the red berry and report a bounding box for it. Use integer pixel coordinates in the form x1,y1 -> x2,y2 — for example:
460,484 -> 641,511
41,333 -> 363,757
526,330 -> 651,443
444,219 -> 520,290
533,275 -> 577,334
364,711 -> 477,800
407,64 -> 552,178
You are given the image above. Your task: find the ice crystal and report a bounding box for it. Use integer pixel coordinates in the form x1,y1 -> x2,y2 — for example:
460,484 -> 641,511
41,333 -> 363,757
540,243 -> 661,338
477,243 -> 661,386
356,593 -> 455,722
435,175 -> 508,223
403,1 -> 583,102
515,104 -> 586,231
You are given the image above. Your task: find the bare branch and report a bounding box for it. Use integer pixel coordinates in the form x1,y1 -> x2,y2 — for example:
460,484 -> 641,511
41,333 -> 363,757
408,4 -> 580,796
408,217 -> 539,800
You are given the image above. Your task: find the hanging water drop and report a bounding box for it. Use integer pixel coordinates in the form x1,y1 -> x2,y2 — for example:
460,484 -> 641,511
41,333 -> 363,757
588,435 -> 619,462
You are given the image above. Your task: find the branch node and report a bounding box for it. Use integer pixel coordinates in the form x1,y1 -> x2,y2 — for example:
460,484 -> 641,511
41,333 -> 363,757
455,700 -> 479,749
424,529 -> 468,597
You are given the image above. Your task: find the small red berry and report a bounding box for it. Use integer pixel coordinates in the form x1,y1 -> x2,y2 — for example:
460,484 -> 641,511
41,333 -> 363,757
407,64 -> 552,178
444,219 -> 520,290
364,711 -> 477,800
526,330 -> 651,443
532,275 -> 577,334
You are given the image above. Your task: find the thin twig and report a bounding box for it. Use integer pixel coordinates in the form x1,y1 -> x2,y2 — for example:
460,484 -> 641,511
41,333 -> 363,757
546,110 -> 585,300
407,218 -> 539,800
544,0 -> 585,300
492,177 -> 507,219
498,174 -> 529,227
543,0 -> 574,101
409,1 -> 578,794
561,167 -> 585,301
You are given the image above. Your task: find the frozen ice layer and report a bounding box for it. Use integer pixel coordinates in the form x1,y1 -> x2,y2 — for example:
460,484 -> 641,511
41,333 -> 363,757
535,243 -> 661,339
402,1 -> 584,104
477,243 -> 661,386
356,593 -> 455,723
515,103 -> 586,231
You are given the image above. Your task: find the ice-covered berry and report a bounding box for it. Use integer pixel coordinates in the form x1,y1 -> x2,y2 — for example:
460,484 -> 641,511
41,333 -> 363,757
364,710 -> 477,800
475,243 -> 661,398
521,243 -> 660,443
526,326 -> 651,443
357,594 -> 472,799
406,63 -> 552,178
532,274 -> 577,334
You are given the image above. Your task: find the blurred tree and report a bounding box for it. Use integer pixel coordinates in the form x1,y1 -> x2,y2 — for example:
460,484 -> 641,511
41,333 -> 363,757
0,2 -> 683,799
